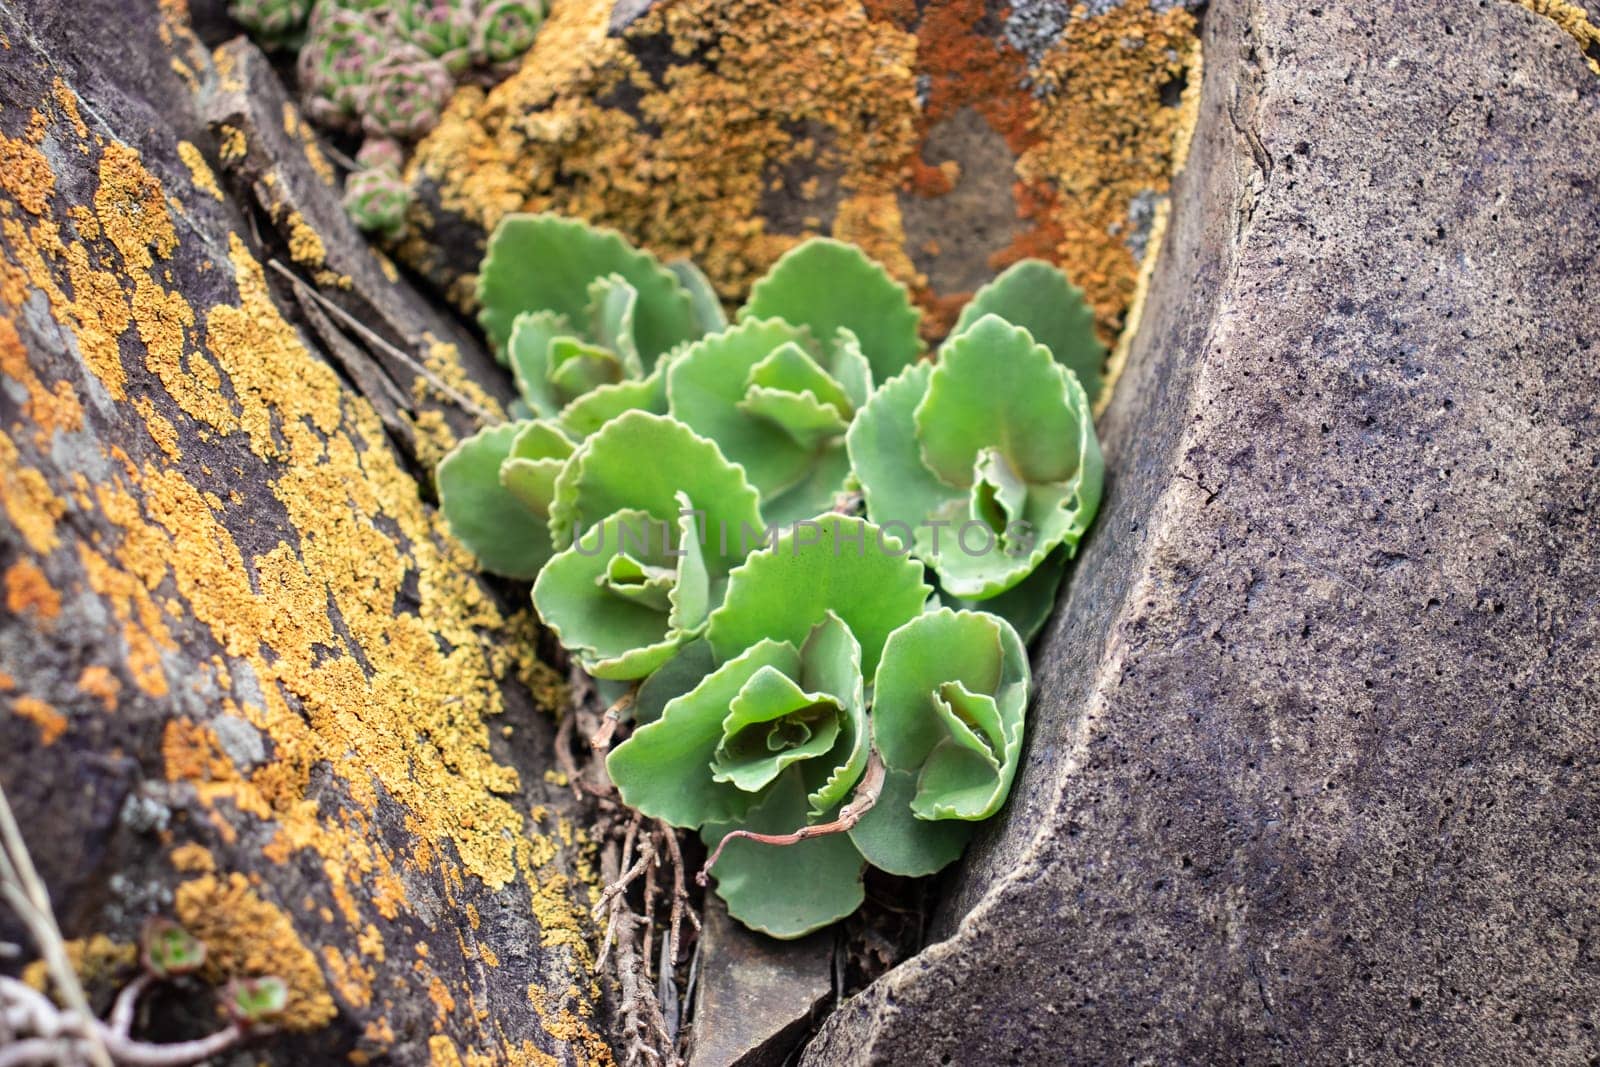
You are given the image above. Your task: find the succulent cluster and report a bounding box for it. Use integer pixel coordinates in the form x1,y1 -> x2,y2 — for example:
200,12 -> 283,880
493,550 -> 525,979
440,215 -> 1105,936
227,0 -> 546,237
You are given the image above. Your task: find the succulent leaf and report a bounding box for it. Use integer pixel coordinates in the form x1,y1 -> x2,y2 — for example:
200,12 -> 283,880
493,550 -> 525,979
141,918 -> 205,978
548,410 -> 762,574
226,976 -> 290,1025
846,767 -> 972,876
437,422 -> 554,580
871,607 -> 1029,821
700,770 -> 866,939
706,514 -> 929,678
954,259 -> 1105,403
848,314 -> 1103,599
478,213 -> 700,364
667,258 -> 729,337
741,238 -> 923,384
532,505 -> 706,679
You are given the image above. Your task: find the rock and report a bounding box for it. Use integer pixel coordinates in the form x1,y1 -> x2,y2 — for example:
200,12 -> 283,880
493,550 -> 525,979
400,0 -> 1201,342
804,0 -> 1600,1062
0,1 -> 610,1062
687,898 -> 834,1067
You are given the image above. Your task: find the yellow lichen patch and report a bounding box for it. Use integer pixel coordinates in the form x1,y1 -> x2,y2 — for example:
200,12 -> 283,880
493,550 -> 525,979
176,140 -> 225,201
12,695 -> 67,745
22,935 -> 136,994
0,131 -> 55,215
409,0 -> 921,300
217,123 -> 247,163
77,664 -> 122,711
1015,4 -> 1197,341
283,101 -> 338,185
95,143 -> 178,271
1509,0 -> 1600,73
176,873 -> 337,1030
0,430 -> 65,554
4,558 -> 60,621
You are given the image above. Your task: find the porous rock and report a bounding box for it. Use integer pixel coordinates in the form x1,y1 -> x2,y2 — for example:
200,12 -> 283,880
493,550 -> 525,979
805,1 -> 1600,1062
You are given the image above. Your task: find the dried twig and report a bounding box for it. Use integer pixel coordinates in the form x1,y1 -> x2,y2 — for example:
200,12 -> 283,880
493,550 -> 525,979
589,689 -> 636,754
699,750 -> 887,885
265,259 -> 502,427
0,782 -> 112,1067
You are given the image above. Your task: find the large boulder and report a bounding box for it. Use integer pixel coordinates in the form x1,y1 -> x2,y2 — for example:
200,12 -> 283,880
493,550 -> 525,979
0,1 -> 609,1062
805,0 -> 1600,1061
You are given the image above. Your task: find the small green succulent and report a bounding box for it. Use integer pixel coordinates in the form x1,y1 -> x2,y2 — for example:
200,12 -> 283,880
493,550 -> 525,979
228,0 -> 313,49
472,0 -> 545,72
140,918 -> 205,978
342,163 -> 412,240
362,45 -> 455,140
225,976 -> 290,1027
434,216 -> 1106,938
297,4 -> 387,132
394,0 -> 476,75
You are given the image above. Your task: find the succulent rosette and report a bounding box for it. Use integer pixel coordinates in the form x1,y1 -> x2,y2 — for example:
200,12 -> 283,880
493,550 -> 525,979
608,515 -> 933,935
342,165 -> 411,240
664,238 -> 922,524
228,0 -> 313,49
393,0 -> 477,74
847,312 -> 1103,632
471,0 -> 544,72
531,412 -> 763,679
479,213 -> 726,430
297,4 -> 386,131
362,44 -> 454,139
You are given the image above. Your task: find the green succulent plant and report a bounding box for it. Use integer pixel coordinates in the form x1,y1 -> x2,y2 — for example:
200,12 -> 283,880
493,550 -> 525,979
433,216 -> 1107,938
225,976 -> 290,1026
362,45 -> 455,140
847,311 -> 1102,635
228,0 -> 313,49
140,918 -> 205,978
297,4 -> 387,132
532,411 -> 763,679
394,0 -> 476,74
661,238 -> 920,525
342,164 -> 412,240
472,0 -> 545,72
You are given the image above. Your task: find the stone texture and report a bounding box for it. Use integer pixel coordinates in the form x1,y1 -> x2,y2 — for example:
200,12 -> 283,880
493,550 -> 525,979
0,1 -> 610,1063
805,1 -> 1600,1062
399,0 -> 1200,342
686,899 -> 833,1067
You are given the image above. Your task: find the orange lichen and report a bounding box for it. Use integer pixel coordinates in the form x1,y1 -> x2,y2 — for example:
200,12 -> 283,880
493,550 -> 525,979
12,695 -> 67,745
1014,5 -> 1196,340
408,0 -> 1197,349
76,664 -> 122,711
176,140 -> 225,201
0,430 -> 66,554
4,558 -> 60,621
176,873 -> 337,1030
0,132 -> 55,215
22,935 -> 136,994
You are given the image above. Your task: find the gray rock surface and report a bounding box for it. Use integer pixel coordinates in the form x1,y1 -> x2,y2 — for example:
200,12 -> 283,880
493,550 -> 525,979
0,2 -> 605,1063
805,1 -> 1600,1062
687,899 -> 833,1067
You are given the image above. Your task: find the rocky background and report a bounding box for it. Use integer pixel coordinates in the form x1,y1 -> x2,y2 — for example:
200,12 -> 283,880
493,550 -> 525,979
2,0 -> 1598,1064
